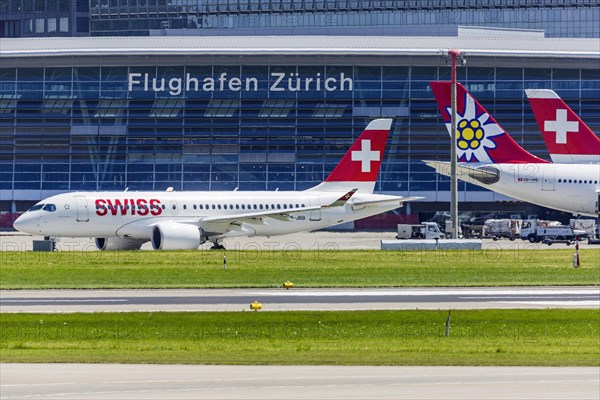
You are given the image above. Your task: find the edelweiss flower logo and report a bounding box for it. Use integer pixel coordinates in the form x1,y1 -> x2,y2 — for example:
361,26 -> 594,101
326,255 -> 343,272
457,119 -> 484,151
446,95 -> 504,162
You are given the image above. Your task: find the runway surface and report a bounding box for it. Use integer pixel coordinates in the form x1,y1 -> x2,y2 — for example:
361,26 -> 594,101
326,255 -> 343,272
1,364 -> 598,400
1,287 -> 598,313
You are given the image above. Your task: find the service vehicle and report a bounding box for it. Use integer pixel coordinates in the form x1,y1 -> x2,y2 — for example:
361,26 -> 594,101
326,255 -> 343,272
396,222 -> 443,240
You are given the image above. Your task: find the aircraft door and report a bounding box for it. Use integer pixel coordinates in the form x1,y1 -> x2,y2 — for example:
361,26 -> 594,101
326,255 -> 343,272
308,197 -> 321,221
542,170 -> 555,191
75,195 -> 89,222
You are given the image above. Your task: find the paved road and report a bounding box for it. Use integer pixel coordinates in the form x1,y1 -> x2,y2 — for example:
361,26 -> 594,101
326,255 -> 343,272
1,364 -> 598,400
3,231 -> 597,251
1,287 -> 598,313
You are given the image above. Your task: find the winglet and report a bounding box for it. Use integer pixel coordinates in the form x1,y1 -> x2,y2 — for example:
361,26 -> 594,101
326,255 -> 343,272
323,189 -> 358,208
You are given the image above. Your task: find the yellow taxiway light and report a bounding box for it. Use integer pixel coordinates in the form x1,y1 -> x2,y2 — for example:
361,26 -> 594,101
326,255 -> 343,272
283,281 -> 294,289
250,301 -> 262,311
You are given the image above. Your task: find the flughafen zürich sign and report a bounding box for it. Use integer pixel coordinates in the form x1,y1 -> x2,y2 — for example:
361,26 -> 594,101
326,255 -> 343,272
128,72 -> 354,96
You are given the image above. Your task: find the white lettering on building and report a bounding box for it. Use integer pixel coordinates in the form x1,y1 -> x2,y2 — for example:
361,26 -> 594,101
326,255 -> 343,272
128,72 -> 353,95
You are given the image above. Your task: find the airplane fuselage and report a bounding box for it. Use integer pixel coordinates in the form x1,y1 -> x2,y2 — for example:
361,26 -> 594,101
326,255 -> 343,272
15,190 -> 404,240
13,118 -> 414,250
464,163 -> 600,216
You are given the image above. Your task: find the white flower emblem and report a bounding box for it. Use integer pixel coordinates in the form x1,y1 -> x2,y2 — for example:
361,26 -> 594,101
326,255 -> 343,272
445,94 -> 505,163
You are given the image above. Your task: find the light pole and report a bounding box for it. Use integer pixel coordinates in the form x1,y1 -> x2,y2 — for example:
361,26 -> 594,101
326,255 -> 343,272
448,49 -> 463,240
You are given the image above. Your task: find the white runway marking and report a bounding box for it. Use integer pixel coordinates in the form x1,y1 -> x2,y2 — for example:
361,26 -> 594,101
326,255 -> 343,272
5,299 -> 128,303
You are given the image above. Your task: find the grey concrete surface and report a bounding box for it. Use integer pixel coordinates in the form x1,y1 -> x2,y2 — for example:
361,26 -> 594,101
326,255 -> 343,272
1,364 -> 598,400
2,231 -> 597,251
1,287 -> 598,313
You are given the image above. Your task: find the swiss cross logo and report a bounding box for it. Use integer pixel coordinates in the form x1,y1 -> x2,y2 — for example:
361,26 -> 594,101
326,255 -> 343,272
351,139 -> 380,173
545,109 -> 579,144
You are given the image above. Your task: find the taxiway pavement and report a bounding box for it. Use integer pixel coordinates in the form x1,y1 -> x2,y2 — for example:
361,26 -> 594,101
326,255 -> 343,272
1,364 -> 598,400
3,231 -> 598,251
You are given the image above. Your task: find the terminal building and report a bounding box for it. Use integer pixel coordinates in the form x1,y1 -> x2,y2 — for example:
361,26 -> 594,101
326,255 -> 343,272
1,1 -> 599,226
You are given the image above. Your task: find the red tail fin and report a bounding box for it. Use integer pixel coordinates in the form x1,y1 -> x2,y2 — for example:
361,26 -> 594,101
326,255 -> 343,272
310,119 -> 392,193
430,81 -> 548,164
526,89 -> 600,164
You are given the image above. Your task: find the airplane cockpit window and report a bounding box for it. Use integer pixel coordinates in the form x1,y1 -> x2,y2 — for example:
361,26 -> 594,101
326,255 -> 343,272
43,204 -> 56,212
28,204 -> 44,212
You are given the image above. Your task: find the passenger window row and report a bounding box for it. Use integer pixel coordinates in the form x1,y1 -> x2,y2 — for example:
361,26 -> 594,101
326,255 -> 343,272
94,202 -> 307,211
184,203 -> 306,210
558,179 -> 599,184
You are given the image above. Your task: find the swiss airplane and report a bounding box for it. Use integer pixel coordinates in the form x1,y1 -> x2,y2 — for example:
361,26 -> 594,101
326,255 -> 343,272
14,119 -> 420,250
526,88 -> 600,164
425,81 -> 600,217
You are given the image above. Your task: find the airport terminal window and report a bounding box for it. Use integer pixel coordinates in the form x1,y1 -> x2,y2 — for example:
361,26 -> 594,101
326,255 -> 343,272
4,61 -> 600,201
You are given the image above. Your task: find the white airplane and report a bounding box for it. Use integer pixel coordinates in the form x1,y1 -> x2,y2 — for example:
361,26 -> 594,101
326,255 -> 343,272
526,88 -> 600,164
425,81 -> 600,217
14,119 -> 421,250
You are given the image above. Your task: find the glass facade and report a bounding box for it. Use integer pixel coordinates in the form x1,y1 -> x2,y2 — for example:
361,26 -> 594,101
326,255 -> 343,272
0,0 -> 90,37
87,0 -> 600,38
1,61 -> 599,207
2,1 -> 599,38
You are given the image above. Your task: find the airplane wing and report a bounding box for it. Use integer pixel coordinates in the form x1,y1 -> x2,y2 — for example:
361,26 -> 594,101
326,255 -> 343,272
199,189 -> 358,225
423,160 -> 500,185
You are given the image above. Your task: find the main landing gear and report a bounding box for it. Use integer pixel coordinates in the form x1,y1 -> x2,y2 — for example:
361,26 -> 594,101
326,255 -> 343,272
209,240 -> 226,250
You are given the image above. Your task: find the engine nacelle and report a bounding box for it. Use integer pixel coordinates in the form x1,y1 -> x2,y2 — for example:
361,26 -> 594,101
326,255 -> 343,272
95,237 -> 146,251
151,222 -> 205,250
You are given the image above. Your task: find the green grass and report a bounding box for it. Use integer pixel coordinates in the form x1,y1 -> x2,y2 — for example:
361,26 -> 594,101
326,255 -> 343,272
1,309 -> 598,366
0,248 -> 598,289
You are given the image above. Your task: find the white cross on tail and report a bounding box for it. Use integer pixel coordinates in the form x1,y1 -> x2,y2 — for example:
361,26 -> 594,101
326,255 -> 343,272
351,139 -> 380,173
544,109 -> 579,144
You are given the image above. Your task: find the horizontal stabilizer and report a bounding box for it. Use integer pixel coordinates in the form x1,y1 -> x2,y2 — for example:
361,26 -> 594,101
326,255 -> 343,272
424,160 -> 500,185
351,196 -> 424,208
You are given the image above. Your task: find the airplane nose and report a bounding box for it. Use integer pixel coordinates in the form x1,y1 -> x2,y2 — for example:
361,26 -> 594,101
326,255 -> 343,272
13,214 -> 35,234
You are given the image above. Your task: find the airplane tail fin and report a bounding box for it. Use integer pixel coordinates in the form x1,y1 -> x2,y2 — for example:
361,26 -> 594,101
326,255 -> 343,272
430,81 -> 548,164
309,119 -> 392,193
526,89 -> 600,163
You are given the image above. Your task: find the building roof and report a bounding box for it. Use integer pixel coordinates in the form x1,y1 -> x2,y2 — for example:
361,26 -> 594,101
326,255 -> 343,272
1,34 -> 599,59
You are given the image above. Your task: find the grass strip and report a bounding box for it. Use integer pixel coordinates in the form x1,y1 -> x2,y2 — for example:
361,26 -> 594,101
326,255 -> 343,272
1,309 -> 598,366
1,248 -> 599,289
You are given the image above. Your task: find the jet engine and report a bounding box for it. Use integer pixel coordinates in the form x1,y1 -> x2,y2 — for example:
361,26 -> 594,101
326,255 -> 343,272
95,237 -> 146,251
151,222 -> 205,250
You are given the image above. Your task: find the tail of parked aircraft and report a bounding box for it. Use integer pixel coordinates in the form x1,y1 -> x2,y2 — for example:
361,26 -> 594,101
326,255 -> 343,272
309,118 -> 392,193
430,81 -> 548,164
526,89 -> 600,164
